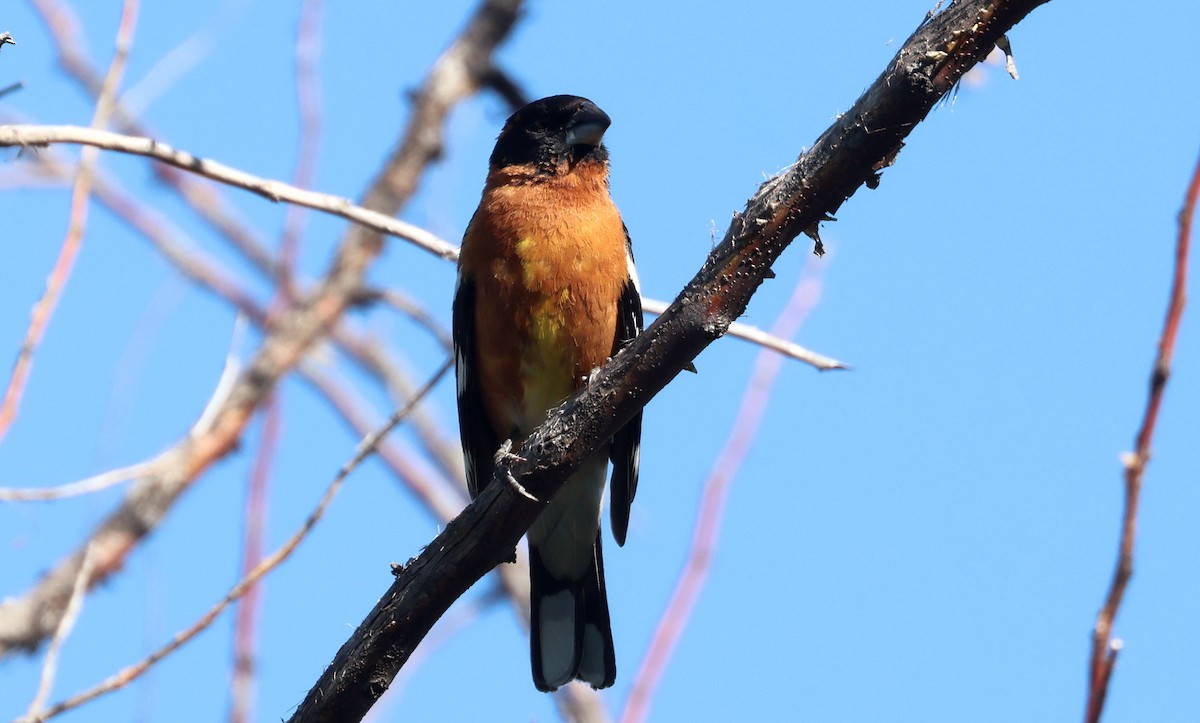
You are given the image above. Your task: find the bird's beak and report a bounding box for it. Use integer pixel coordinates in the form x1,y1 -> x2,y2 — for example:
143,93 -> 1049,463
565,105 -> 611,148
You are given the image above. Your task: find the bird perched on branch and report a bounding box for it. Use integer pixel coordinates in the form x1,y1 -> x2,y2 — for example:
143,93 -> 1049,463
453,95 -> 643,692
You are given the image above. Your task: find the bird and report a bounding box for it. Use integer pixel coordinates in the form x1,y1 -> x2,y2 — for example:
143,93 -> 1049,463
453,94 -> 643,692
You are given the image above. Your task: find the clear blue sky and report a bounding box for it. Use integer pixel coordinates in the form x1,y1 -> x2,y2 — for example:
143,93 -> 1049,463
3,2 -> 1199,721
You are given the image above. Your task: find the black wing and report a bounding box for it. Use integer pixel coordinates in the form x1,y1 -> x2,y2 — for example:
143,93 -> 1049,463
609,230 -> 644,546
453,272 -> 500,499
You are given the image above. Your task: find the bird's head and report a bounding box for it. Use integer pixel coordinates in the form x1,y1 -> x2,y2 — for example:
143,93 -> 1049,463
490,95 -> 611,174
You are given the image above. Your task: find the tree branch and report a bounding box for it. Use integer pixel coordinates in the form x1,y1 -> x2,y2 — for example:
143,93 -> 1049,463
1083,150 -> 1198,723
0,0 -> 526,662
623,262 -> 827,723
287,1 -> 1051,721
0,124 -> 459,260
0,0 -> 137,446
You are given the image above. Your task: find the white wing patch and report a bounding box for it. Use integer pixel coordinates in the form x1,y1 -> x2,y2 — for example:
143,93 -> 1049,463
455,347 -> 468,396
625,248 -> 641,294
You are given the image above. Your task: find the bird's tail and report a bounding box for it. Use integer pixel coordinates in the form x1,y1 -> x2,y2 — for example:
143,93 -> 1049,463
529,532 -> 616,692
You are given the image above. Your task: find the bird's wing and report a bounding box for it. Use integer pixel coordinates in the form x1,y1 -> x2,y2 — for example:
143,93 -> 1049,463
453,271 -> 500,499
609,228 -> 644,546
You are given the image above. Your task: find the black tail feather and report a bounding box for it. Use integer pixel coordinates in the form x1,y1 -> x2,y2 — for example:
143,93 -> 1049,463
529,533 -> 616,692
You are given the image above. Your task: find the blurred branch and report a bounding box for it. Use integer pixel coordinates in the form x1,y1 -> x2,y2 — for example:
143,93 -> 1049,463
30,0 -> 280,279
119,0 -> 249,118
4,133 -> 843,371
229,398 -> 281,723
367,288 -> 453,351
0,461 -> 151,501
7,138 -> 468,513
478,64 -> 528,113
1,2 -> 547,715
277,0 -> 324,295
0,0 -> 137,446
0,325 -> 242,659
0,157 -> 455,658
21,543 -> 95,723
301,362 -> 466,522
24,364 -> 450,723
623,261 -> 827,723
0,124 -> 459,260
289,1 -> 1050,721
229,6 -> 324,715
641,297 -> 846,370
1084,152 -> 1198,723
354,0 -> 524,217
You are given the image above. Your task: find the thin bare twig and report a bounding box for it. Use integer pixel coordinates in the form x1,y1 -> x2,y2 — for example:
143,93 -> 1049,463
25,362 -> 452,723
622,260 -> 827,723
277,0 -> 324,295
300,361 -> 465,523
372,288 -> 454,351
0,461 -> 152,501
21,543 -> 97,722
354,0 -> 524,217
0,322 -> 244,659
119,0 -> 249,118
0,1 -> 138,446
229,398 -> 281,723
0,124 -> 459,260
229,5 -> 324,718
8,136 -> 468,516
31,0 -> 283,283
641,297 -> 846,370
1084,152 -> 1197,723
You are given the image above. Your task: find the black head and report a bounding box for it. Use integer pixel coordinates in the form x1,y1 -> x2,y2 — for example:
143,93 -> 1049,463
489,95 -> 611,171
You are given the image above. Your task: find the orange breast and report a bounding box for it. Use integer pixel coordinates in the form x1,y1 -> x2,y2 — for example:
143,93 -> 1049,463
461,161 -> 628,440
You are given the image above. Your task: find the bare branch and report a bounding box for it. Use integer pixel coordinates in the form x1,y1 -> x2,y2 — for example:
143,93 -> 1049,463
355,0 -> 524,216
288,2 -> 1050,720
641,297 -> 846,370
0,329 -> 243,659
30,0 -> 295,283
229,399 -> 281,723
277,0 -> 325,294
0,0 -> 530,682
7,136 -> 842,372
623,262 -> 827,723
0,124 -> 459,260
0,461 -> 152,501
0,0 -> 138,446
24,363 -> 450,723
1084,151 -> 1198,723
21,543 -> 96,722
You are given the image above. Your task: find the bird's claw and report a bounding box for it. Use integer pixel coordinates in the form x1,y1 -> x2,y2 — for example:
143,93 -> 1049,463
495,440 -> 539,502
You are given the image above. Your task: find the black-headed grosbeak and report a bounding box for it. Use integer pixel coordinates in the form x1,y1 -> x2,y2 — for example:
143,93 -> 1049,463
453,95 -> 643,692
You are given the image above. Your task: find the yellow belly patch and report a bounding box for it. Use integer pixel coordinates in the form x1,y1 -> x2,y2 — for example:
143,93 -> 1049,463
519,301 -> 576,432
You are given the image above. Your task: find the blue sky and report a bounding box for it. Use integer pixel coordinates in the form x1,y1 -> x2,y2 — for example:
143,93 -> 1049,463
2,2 -> 1199,721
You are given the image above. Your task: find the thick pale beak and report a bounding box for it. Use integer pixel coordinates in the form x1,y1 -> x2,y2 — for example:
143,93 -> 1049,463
565,105 -> 611,148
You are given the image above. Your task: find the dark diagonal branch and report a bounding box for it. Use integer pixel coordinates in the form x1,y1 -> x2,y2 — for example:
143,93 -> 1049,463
1083,152 -> 1198,723
287,2 -> 1052,721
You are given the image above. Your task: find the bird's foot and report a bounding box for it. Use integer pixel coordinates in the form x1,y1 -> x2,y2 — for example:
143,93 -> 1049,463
495,440 -> 539,502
